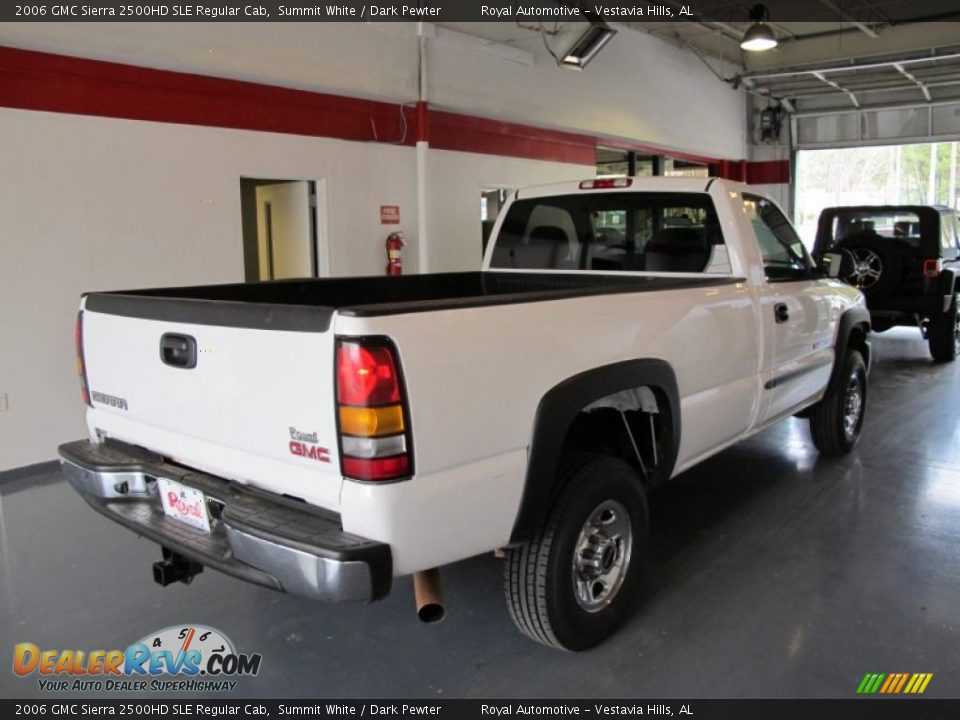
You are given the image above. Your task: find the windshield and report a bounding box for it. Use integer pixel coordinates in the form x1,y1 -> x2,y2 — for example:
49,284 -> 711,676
489,191 -> 731,275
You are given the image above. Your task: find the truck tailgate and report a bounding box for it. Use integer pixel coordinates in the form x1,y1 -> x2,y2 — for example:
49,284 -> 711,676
79,296 -> 342,511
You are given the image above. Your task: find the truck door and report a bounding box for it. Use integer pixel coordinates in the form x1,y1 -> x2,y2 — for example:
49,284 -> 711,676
743,194 -> 835,423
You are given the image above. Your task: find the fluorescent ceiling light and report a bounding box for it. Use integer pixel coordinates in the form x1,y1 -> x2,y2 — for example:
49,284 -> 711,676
741,4 -> 778,52
561,21 -> 616,70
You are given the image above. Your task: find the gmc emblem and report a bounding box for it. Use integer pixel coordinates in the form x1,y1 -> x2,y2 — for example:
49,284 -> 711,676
289,441 -> 331,463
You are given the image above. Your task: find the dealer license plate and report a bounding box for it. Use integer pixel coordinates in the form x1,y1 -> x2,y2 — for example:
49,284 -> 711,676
156,477 -> 211,534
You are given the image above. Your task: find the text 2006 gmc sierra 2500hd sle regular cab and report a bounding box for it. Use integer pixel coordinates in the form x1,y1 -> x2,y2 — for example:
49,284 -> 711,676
60,177 -> 870,650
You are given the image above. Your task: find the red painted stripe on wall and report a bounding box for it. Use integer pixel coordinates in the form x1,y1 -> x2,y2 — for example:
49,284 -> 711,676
715,159 -> 747,182
746,159 -> 790,185
0,45 -> 409,144
0,44 -> 726,169
428,109 -> 597,166
600,136 -> 719,167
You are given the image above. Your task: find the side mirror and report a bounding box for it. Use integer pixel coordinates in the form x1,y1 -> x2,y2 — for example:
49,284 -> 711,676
822,252 -> 845,279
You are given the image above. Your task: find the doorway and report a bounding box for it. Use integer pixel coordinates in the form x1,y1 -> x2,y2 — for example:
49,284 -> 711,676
240,178 -> 321,281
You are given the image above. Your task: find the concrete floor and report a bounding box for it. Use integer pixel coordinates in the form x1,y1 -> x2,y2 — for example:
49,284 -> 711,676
2,327 -> 959,699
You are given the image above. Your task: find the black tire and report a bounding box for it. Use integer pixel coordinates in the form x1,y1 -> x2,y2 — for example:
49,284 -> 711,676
928,295 -> 959,363
504,453 -> 649,651
838,236 -> 901,299
809,349 -> 867,456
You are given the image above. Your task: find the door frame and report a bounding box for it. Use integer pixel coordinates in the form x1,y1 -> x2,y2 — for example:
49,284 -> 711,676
240,175 -> 330,279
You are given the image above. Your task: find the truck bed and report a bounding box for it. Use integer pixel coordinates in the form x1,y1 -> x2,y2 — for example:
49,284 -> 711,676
84,271 -> 739,330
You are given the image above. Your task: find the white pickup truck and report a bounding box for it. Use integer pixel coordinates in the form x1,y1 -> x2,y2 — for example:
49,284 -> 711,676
60,177 -> 869,651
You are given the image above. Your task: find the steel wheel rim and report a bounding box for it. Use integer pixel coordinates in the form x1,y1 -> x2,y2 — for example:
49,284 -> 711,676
843,370 -> 864,441
572,499 -> 633,613
843,248 -> 883,290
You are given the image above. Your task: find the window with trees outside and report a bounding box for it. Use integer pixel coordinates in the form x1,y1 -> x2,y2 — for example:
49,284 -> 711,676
795,141 -> 960,249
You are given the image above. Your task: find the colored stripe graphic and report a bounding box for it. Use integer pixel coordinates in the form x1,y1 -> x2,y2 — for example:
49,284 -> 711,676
893,673 -> 909,693
857,673 -> 932,694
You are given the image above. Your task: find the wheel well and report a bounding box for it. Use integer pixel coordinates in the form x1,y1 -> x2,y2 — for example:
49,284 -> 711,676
509,358 -> 680,543
561,386 -> 672,489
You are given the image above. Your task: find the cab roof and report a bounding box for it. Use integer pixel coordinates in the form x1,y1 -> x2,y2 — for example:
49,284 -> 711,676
514,176 -> 753,200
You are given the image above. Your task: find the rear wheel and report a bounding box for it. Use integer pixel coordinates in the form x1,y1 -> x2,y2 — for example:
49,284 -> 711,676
928,295 -> 959,363
504,454 -> 648,651
809,349 -> 867,456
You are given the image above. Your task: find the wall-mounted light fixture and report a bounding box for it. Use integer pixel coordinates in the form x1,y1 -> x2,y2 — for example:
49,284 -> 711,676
741,4 -> 778,52
561,20 -> 617,69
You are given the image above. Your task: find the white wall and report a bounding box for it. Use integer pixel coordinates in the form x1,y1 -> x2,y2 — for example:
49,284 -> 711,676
428,25 -> 746,161
0,107 -> 594,469
749,98 -> 793,217
426,150 -> 592,271
750,143 -> 792,217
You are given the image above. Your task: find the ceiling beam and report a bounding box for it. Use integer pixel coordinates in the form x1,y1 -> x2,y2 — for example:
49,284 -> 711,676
742,50 -> 960,82
813,70 -> 860,108
766,77 -> 960,101
893,62 -> 932,101
815,0 -> 887,38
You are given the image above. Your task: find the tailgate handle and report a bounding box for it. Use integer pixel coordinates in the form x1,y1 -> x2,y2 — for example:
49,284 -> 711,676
160,333 -> 197,369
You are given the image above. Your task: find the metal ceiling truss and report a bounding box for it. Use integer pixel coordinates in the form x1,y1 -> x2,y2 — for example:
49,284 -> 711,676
741,49 -> 960,111
814,0 -> 890,38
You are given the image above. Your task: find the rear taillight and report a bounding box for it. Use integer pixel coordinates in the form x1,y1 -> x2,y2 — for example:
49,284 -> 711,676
923,258 -> 942,279
75,311 -> 92,406
336,338 -> 412,482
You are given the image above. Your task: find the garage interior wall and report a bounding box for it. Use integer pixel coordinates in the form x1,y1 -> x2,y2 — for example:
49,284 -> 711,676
0,24 -> 748,470
0,22 -> 747,161
0,107 -> 592,470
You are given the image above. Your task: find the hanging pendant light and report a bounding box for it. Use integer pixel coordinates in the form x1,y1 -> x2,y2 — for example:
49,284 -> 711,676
741,4 -> 778,52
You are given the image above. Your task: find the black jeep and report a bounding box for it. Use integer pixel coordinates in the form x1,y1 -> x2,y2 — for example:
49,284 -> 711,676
813,205 -> 960,362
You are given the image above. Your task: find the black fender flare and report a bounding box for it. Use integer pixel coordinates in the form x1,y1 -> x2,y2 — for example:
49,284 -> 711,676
508,359 -> 680,544
829,306 -> 872,390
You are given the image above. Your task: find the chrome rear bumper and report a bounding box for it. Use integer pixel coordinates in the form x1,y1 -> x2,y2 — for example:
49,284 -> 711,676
58,439 -> 392,603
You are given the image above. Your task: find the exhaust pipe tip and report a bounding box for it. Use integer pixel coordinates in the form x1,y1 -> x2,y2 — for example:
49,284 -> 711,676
413,568 -> 445,624
417,602 -> 446,624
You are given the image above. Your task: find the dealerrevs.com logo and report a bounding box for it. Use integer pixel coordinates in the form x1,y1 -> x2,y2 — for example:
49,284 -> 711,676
13,625 -> 262,693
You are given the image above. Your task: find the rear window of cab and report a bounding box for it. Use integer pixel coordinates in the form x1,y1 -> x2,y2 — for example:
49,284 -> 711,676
489,192 -> 732,275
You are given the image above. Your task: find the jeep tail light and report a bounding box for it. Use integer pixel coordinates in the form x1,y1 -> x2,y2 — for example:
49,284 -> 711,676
75,311 -> 92,407
923,258 -> 942,279
336,338 -> 412,482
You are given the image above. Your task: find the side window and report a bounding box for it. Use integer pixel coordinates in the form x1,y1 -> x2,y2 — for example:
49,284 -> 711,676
743,195 -> 813,281
941,213 -> 959,259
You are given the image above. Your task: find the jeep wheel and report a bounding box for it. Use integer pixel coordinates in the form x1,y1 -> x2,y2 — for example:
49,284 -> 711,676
504,454 -> 648,651
928,295 -> 960,362
838,238 -> 901,298
808,349 -> 867,456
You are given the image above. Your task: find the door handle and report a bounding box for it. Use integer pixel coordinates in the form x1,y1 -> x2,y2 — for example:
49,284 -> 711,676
774,303 -> 790,324
160,333 -> 197,369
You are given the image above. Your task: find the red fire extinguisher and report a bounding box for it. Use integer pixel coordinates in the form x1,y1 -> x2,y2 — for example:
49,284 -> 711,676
386,232 -> 405,276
